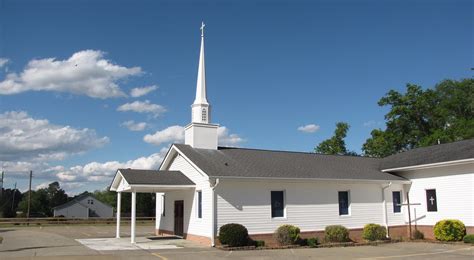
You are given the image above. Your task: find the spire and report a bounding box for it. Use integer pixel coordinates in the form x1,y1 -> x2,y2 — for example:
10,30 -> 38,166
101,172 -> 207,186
194,22 -> 208,105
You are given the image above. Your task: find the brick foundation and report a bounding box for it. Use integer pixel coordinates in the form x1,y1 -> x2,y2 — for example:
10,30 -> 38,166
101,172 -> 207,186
156,229 -> 212,246
248,225 -> 474,246
158,225 -> 473,247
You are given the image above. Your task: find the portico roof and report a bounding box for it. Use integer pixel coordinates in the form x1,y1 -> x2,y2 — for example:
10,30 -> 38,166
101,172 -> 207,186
110,169 -> 195,192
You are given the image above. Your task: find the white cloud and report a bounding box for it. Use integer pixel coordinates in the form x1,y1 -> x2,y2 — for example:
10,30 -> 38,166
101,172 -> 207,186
0,58 -> 9,68
130,85 -> 158,97
143,125 -> 244,147
0,111 -> 109,162
121,120 -> 147,131
143,125 -> 185,146
0,50 -> 141,98
217,126 -> 245,146
1,148 -> 169,193
117,100 -> 166,117
55,148 -> 168,183
297,124 -> 320,133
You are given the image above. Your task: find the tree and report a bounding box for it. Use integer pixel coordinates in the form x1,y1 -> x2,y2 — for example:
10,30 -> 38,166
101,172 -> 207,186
363,79 -> 474,157
315,122 -> 357,155
0,188 -> 23,217
17,182 -> 69,217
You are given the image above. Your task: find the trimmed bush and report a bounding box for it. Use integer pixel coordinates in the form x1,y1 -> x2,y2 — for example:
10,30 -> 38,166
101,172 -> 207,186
362,224 -> 387,241
434,219 -> 466,241
307,237 -> 319,247
463,234 -> 474,244
218,223 -> 249,247
254,240 -> 265,247
413,229 -> 424,240
324,225 -> 350,242
274,225 -> 301,245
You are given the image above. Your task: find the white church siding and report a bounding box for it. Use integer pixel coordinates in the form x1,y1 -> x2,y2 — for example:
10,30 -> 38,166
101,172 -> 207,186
159,153 -> 212,239
395,162 -> 474,228
216,179 -> 406,235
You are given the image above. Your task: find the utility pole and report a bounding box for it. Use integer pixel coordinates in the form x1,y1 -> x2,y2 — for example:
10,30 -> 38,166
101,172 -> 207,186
27,170 -> 32,219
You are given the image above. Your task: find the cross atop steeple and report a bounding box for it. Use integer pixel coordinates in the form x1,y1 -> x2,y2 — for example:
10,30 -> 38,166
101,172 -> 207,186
200,22 -> 205,37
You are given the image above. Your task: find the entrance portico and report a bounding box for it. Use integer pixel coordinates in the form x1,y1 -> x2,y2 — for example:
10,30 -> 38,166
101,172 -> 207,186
110,169 -> 195,244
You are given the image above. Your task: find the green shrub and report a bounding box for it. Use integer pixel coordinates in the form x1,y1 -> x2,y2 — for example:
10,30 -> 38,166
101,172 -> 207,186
434,219 -> 466,241
218,223 -> 249,247
307,237 -> 319,247
463,234 -> 474,244
324,225 -> 350,242
362,224 -> 387,241
273,225 -> 301,245
413,229 -> 424,240
297,238 -> 308,246
254,240 -> 265,247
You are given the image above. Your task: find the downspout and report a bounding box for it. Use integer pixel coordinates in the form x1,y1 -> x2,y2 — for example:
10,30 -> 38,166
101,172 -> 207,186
381,182 -> 392,238
210,178 -> 220,247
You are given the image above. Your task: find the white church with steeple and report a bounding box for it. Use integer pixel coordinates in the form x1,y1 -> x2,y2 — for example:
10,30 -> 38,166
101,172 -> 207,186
110,23 -> 474,246
185,22 -> 219,150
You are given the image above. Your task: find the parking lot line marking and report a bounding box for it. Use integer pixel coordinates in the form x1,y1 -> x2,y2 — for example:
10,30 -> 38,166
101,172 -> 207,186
151,252 -> 169,260
357,247 -> 472,259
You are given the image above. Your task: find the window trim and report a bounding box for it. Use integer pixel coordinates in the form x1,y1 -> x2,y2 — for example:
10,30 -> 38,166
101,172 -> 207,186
338,190 -> 351,216
392,191 -> 402,214
270,190 -> 286,219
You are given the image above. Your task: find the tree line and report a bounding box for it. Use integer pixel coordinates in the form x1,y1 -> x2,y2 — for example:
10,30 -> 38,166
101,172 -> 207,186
315,78 -> 473,156
0,182 -> 155,218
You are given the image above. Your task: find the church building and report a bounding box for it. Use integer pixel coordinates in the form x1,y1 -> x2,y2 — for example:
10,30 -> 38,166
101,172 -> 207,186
110,24 -> 474,246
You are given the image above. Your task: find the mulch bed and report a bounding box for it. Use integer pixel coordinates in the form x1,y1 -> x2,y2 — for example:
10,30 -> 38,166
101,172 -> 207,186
216,239 -> 401,251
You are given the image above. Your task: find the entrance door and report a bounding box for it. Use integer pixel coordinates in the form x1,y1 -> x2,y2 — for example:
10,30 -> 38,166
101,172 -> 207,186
174,200 -> 184,237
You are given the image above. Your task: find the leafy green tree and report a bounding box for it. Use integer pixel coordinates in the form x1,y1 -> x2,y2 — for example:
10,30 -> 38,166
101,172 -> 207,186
0,188 -> 23,217
17,182 -> 69,217
363,79 -> 474,157
315,122 -> 357,155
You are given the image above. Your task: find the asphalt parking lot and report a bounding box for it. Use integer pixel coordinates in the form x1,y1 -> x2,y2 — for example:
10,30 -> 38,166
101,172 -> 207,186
0,225 -> 472,259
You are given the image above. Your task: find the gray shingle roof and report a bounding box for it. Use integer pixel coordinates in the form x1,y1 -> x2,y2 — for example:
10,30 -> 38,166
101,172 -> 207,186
380,138 -> 474,170
118,169 -> 195,185
174,144 -> 405,181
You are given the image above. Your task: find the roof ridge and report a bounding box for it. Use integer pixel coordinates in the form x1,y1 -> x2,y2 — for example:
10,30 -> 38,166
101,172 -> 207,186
384,138 -> 474,157
217,146 -> 375,159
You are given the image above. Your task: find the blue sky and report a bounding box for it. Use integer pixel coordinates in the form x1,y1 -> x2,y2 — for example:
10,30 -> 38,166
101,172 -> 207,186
0,0 -> 472,194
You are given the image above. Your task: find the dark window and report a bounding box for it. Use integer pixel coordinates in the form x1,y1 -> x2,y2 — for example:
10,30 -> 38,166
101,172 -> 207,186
393,191 -> 401,213
338,191 -> 349,215
426,189 -> 437,212
271,191 -> 284,218
162,194 -> 166,217
197,191 -> 202,218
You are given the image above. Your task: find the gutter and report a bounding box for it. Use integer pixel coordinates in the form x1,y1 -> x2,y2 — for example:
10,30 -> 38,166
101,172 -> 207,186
210,178 -> 220,247
381,182 -> 392,238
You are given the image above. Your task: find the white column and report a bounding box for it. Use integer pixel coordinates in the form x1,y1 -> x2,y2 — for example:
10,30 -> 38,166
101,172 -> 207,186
131,191 -> 136,244
116,192 -> 121,238
155,192 -> 163,235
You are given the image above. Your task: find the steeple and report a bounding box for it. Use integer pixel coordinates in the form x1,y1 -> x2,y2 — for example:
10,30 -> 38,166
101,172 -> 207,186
191,22 -> 210,124
194,22 -> 208,105
185,22 -> 219,150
